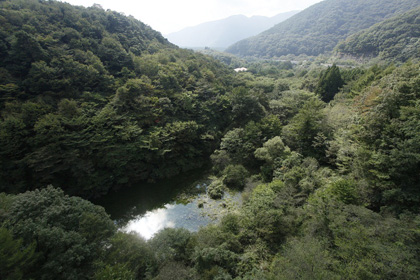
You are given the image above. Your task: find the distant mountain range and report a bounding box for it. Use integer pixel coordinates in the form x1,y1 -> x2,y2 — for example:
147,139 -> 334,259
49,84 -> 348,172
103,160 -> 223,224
226,0 -> 420,58
166,11 -> 299,50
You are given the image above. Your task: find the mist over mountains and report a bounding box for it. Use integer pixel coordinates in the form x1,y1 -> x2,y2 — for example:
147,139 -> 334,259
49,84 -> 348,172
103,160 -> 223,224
166,11 -> 299,50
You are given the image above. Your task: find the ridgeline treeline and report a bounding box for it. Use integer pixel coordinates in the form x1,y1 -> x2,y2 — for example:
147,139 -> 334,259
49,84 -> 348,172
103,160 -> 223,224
1,1 -> 420,279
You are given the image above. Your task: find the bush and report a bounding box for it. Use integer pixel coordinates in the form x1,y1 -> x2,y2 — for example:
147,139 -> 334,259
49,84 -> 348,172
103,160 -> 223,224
329,179 -> 359,205
207,179 -> 225,199
149,228 -> 194,265
222,165 -> 249,189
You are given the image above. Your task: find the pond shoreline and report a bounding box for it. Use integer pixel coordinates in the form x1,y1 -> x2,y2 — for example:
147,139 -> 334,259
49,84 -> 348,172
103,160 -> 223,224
92,166 -> 241,239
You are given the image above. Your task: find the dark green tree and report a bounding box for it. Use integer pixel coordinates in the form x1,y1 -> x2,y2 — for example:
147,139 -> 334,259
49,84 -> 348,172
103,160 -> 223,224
0,227 -> 37,280
2,186 -> 116,280
282,97 -> 328,159
100,232 -> 154,279
315,65 -> 344,103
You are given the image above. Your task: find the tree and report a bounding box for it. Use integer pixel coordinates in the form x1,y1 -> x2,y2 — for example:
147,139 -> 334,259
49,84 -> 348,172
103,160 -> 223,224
222,164 -> 249,189
101,232 -> 153,279
255,136 -> 291,164
282,97 -> 328,159
0,227 -> 37,280
315,65 -> 344,103
255,136 -> 291,181
268,236 -> 339,280
150,228 -> 194,266
229,87 -> 266,126
3,186 -> 116,280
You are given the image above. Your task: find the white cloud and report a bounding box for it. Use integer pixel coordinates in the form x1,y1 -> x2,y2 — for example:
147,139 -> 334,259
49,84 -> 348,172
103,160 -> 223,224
123,204 -> 176,240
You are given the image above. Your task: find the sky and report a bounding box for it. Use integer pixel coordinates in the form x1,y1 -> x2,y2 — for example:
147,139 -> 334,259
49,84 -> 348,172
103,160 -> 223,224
58,0 -> 324,34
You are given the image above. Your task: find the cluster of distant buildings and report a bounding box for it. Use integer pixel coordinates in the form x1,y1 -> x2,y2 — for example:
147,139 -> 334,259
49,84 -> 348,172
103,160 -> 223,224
234,67 -> 248,72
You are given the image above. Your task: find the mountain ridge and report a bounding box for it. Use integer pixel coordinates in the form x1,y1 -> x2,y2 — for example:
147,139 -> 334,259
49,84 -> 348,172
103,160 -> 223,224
166,11 -> 299,49
226,0 -> 420,58
335,6 -> 420,62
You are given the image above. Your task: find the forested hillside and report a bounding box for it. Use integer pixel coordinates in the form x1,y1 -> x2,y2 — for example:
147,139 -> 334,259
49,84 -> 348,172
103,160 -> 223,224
0,0 -> 240,197
226,0 -> 420,58
336,6 -> 420,62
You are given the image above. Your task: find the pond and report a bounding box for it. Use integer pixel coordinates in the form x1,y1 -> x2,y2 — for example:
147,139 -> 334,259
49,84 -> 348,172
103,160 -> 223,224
94,167 -> 242,239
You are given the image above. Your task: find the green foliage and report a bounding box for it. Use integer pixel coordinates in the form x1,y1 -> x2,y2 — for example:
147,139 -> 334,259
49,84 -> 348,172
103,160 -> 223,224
211,150 -> 232,175
282,97 -> 329,159
304,195 -> 420,279
352,62 -> 420,212
102,232 -> 153,279
0,0 -> 239,197
328,178 -> 359,205
0,227 -> 37,280
255,136 -> 291,181
152,261 -> 193,280
222,165 -> 249,189
237,181 -> 300,256
255,136 -> 290,164
229,86 -> 266,126
94,263 -> 135,280
2,2 -> 420,280
315,65 -> 344,103
213,116 -> 283,172
207,178 -> 225,199
2,186 -> 116,280
150,228 -> 194,266
161,61 -> 420,279
192,246 -> 240,278
226,0 -> 420,57
268,90 -> 315,124
348,64 -> 391,94
268,237 -> 339,280
336,6 -> 420,62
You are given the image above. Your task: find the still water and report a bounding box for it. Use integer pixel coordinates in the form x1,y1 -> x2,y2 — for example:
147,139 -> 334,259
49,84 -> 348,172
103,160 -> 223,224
94,168 -> 241,239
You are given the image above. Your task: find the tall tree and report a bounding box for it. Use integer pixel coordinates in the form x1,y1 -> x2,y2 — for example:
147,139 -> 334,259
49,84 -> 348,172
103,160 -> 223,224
315,65 -> 344,103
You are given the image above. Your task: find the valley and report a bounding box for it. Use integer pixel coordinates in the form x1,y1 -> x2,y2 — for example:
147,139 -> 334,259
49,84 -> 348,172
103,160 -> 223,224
0,0 -> 419,279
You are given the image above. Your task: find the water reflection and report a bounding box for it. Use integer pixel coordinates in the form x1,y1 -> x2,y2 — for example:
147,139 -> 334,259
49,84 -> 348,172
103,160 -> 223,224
94,167 -> 242,240
122,190 -> 242,239
123,201 -> 210,239
93,167 -> 210,227
124,205 -> 177,240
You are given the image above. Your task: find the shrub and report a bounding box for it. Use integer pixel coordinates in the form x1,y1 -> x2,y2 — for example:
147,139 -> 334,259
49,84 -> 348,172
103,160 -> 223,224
222,165 -> 249,189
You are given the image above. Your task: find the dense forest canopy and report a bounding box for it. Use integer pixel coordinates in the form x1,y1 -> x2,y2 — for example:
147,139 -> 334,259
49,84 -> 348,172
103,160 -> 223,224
0,0 -> 242,198
336,6 -> 420,62
226,0 -> 420,58
1,0 -> 420,279
2,60 -> 420,279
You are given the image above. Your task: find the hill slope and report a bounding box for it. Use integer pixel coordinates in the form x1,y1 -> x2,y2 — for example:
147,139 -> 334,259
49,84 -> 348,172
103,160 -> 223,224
226,0 -> 420,58
0,0 -> 238,197
166,11 -> 299,49
0,0 -> 173,76
336,6 -> 420,61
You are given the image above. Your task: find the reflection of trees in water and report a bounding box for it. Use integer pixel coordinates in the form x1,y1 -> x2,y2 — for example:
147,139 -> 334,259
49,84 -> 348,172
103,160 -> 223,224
93,166 -> 210,227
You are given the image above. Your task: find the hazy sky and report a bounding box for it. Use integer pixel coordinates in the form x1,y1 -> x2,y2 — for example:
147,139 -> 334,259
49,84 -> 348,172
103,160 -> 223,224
59,0 -> 323,34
